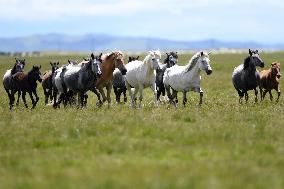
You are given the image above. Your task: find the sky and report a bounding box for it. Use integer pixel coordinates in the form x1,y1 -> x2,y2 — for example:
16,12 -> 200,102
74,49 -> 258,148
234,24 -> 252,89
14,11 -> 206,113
0,0 -> 283,44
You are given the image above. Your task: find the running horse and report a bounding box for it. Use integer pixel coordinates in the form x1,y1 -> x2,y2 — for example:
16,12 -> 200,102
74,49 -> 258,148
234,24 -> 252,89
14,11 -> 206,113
95,51 -> 127,108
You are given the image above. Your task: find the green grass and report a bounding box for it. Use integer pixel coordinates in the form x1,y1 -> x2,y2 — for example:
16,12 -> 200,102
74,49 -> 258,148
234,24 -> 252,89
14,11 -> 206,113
0,52 -> 283,189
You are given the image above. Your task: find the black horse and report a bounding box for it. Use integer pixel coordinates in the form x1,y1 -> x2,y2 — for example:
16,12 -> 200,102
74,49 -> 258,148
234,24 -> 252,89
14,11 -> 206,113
156,52 -> 178,101
232,49 -> 264,103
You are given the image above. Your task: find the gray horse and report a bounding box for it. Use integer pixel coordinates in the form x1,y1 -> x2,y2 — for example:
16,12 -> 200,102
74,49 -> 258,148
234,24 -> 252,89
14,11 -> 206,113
61,53 -> 102,107
156,52 -> 178,101
232,49 -> 264,103
3,58 -> 26,106
113,56 -> 139,103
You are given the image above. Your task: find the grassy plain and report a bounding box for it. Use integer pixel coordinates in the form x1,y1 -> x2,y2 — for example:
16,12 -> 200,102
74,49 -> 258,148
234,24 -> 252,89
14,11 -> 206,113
0,52 -> 283,189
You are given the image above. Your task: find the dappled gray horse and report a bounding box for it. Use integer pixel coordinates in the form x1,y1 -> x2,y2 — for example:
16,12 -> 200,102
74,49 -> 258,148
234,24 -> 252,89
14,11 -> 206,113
232,49 -> 264,103
62,53 -> 102,107
156,52 -> 178,101
3,58 -> 26,106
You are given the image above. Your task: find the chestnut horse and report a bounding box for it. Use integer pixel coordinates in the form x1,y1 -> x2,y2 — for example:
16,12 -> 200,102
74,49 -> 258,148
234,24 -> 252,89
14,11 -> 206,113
260,62 -> 281,102
95,51 -> 127,108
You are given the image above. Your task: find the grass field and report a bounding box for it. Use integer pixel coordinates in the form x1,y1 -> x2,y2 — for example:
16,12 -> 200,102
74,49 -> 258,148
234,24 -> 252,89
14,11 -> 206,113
0,52 -> 283,189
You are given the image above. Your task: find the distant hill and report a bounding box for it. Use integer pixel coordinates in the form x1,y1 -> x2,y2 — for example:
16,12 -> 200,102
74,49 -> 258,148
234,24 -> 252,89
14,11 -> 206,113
0,33 -> 283,52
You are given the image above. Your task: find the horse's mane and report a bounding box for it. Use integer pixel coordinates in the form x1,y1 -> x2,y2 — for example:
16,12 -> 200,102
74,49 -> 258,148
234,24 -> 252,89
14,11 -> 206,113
11,63 -> 18,75
103,51 -> 124,60
144,50 -> 161,64
243,56 -> 251,70
185,52 -> 202,72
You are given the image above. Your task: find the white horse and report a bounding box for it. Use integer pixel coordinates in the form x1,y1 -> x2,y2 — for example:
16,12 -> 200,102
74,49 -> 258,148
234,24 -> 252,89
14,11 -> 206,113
163,51 -> 212,107
125,50 -> 161,108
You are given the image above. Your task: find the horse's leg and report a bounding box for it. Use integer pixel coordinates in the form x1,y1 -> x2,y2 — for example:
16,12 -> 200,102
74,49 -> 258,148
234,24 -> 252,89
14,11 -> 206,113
199,88 -> 204,106
157,87 -> 161,102
254,88 -> 258,103
43,88 -> 48,105
172,89 -> 178,108
98,88 -> 107,104
28,91 -> 36,109
113,86 -> 119,103
106,84 -> 112,108
126,81 -> 134,107
33,89 -> 39,106
91,87 -> 102,107
9,89 -> 16,111
22,91 -> 28,108
151,82 -> 158,107
260,86 -> 263,101
276,87 -> 281,103
16,91 -> 21,106
245,91 -> 249,103
165,84 -> 173,104
182,91 -> 187,107
269,90 -> 273,101
262,89 -> 268,101
123,86 -> 127,103
138,84 -> 144,108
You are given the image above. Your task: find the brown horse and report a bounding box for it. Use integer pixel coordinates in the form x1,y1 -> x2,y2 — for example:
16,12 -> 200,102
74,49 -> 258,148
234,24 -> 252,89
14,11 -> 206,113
260,62 -> 281,102
10,66 -> 42,110
95,51 -> 127,107
42,62 -> 60,105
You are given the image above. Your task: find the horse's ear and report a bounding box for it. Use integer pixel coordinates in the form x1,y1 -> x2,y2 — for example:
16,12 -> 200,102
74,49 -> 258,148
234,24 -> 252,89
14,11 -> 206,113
57,62 -> 60,65
249,49 -> 252,56
83,58 -> 88,61
39,65 -> 41,69
200,51 -> 204,56
166,53 -> 169,56
50,62 -> 52,66
68,60 -> 71,64
137,56 -> 139,59
99,53 -> 102,58
255,50 -> 259,54
271,62 -> 276,66
91,53 -> 95,60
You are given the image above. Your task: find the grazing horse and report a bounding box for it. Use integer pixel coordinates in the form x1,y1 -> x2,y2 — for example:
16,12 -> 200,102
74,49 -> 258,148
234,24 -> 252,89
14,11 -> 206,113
125,50 -> 161,108
3,58 -> 26,106
10,66 -> 42,110
42,62 -> 60,105
53,53 -> 102,108
232,49 -> 264,103
163,51 -> 212,107
95,51 -> 127,108
113,56 -> 140,103
260,62 -> 281,102
156,52 -> 178,101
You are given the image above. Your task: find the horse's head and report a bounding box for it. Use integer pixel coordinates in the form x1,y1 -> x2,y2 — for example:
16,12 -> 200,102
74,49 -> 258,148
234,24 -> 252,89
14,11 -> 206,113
271,62 -> 281,79
198,51 -> 212,75
165,52 -> 178,68
50,62 -> 60,74
148,50 -> 161,70
128,56 -> 139,63
90,53 -> 102,77
14,58 -> 26,72
113,51 -> 127,75
248,49 -> 264,68
30,65 -> 42,82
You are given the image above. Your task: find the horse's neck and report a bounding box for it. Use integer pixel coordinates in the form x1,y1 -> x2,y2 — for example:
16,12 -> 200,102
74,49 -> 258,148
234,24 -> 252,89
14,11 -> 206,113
183,63 -> 200,79
102,58 -> 115,78
11,64 -> 17,75
144,59 -> 154,77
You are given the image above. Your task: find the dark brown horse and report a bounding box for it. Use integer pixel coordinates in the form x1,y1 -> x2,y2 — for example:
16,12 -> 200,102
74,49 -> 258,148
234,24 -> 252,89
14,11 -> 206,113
10,66 -> 42,110
42,62 -> 60,105
95,51 -> 127,107
260,62 -> 281,102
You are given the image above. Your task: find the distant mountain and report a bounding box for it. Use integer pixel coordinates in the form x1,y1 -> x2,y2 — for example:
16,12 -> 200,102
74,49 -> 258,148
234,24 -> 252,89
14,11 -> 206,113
0,33 -> 283,52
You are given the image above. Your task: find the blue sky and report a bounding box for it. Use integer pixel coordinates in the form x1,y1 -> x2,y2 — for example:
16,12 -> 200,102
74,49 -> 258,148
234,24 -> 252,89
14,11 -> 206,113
0,0 -> 283,44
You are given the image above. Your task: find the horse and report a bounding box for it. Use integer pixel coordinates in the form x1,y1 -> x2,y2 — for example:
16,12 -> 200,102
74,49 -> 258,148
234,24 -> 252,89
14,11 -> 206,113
232,49 -> 264,103
113,56 -> 140,103
260,62 -> 281,102
125,50 -> 161,108
156,52 -> 178,102
52,60 -> 77,108
53,53 -> 102,108
95,51 -> 127,108
3,58 -> 26,106
42,62 -> 60,105
10,66 -> 42,110
163,51 -> 212,107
